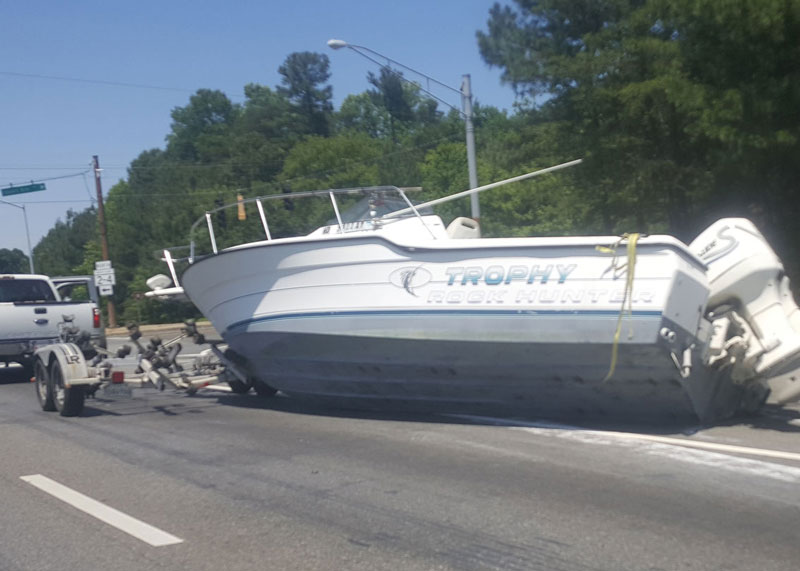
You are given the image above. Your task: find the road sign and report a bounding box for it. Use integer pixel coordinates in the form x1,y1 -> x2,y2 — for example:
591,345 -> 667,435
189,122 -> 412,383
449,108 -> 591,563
94,269 -> 116,286
2,183 -> 46,197
94,261 -> 116,294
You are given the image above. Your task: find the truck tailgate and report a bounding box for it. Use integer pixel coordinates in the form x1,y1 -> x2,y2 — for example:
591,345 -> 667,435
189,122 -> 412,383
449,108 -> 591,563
0,302 -> 61,343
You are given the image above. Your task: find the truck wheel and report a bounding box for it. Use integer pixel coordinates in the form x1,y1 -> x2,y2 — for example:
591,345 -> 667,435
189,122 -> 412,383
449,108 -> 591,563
253,379 -> 277,397
34,358 -> 56,412
50,360 -> 85,417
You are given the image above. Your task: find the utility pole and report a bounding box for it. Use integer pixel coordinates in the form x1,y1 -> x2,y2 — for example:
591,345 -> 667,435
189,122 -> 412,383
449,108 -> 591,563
93,155 -> 117,328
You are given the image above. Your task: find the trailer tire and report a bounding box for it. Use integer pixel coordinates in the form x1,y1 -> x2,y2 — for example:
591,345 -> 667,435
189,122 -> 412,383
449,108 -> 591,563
253,379 -> 277,397
50,359 -> 85,417
34,358 -> 56,412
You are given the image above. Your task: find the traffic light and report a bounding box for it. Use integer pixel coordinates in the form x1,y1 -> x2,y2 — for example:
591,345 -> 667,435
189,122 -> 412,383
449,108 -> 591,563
237,194 -> 246,221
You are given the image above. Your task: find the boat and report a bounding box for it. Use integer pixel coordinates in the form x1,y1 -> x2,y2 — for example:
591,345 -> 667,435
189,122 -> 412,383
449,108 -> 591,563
148,160 -> 800,423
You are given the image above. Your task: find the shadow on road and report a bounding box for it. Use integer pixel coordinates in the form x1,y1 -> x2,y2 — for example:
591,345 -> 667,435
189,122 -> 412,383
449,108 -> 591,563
190,390 -> 716,435
13,365 -> 799,435
716,403 -> 800,434
192,388 -> 800,435
0,364 -> 31,385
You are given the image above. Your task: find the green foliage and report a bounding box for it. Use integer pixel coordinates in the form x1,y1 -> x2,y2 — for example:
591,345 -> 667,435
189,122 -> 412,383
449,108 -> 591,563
479,0 -> 800,243
336,92 -> 392,138
167,89 -> 237,163
0,248 -> 29,273
34,208 -> 98,276
278,52 -> 334,136
280,133 -> 382,190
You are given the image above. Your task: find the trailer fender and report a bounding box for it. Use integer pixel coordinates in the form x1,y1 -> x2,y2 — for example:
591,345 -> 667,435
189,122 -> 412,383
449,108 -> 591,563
33,343 -> 89,386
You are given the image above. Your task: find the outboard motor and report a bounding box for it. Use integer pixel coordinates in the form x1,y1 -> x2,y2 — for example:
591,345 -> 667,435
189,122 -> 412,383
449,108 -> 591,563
691,218 -> 800,402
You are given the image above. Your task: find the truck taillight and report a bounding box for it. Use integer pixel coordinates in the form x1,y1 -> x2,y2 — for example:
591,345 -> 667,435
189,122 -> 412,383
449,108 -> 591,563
93,307 -> 101,328
111,371 -> 125,384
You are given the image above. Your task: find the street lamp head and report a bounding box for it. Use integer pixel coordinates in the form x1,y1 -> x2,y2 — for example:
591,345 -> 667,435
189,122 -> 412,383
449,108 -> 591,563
327,38 -> 349,50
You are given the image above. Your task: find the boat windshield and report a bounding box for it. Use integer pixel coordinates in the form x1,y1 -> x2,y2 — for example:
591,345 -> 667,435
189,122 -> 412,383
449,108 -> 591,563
329,194 -> 430,225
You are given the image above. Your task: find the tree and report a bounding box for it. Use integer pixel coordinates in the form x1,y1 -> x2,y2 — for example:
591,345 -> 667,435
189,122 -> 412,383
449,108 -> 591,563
653,0 -> 800,251
167,89 -> 238,163
229,84 -> 298,186
0,248 -> 29,273
477,0 -> 800,242
336,92 -> 392,138
34,208 -> 98,276
277,52 -> 334,136
364,67 -> 447,142
280,133 -> 382,190
368,67 -> 415,139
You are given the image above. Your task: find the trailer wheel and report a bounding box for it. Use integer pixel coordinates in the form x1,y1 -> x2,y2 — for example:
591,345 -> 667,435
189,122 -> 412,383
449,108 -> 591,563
253,379 -> 277,397
50,359 -> 85,417
34,358 -> 56,412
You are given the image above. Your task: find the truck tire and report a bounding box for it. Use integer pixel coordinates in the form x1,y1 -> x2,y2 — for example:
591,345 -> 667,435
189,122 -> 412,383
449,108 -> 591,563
34,358 -> 56,412
50,359 -> 85,417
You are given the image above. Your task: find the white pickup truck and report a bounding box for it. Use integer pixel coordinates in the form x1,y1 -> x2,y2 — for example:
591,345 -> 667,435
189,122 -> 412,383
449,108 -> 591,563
0,274 -> 105,376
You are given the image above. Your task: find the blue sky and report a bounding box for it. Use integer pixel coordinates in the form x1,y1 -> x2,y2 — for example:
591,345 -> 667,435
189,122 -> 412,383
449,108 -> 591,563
1,0 -> 518,258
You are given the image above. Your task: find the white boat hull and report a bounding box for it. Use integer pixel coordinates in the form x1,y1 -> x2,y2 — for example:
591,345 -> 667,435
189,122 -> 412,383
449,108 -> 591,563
181,231 -> 750,422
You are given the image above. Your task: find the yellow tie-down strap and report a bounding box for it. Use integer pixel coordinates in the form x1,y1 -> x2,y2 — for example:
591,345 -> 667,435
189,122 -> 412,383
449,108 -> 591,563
596,233 -> 640,381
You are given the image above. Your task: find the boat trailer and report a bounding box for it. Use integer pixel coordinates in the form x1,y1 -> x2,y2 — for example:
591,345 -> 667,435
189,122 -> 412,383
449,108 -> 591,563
32,319 -> 272,417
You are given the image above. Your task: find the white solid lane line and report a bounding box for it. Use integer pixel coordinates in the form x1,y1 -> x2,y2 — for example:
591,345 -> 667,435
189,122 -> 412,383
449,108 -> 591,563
562,429 -> 800,462
20,474 -> 183,547
453,414 -> 800,463
448,415 -> 800,483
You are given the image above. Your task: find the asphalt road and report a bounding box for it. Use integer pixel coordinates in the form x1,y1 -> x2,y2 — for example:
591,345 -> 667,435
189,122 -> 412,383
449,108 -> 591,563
1,332 -> 799,571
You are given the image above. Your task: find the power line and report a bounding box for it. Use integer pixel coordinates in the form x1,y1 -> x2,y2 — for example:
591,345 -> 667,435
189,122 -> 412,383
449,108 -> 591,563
0,70 -> 193,93
7,131 -> 465,202
81,172 -> 97,204
2,169 -> 91,189
0,70 -> 246,101
5,199 -> 95,204
0,166 -> 90,170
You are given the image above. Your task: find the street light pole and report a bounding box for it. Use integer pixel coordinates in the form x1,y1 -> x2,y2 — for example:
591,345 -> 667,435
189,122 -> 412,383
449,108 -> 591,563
461,74 -> 479,220
0,198 -> 35,273
328,39 -> 480,220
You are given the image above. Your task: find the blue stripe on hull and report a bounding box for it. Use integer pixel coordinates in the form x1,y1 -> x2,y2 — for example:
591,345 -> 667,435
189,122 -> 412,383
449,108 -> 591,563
226,309 -> 663,335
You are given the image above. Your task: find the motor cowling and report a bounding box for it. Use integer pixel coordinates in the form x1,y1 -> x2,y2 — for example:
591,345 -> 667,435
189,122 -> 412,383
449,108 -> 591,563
691,218 -> 800,401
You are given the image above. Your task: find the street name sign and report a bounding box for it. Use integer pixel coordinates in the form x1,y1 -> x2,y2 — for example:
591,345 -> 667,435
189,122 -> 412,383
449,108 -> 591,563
2,183 -> 46,197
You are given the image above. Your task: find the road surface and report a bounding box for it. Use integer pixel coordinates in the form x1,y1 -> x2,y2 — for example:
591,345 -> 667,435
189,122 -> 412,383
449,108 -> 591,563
1,331 -> 799,570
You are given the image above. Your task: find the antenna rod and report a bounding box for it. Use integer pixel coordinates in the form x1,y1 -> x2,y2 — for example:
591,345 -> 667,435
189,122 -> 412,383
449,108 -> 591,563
383,159 -> 583,218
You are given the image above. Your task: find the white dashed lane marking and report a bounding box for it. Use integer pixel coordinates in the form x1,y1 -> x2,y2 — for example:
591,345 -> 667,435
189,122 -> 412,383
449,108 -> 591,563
20,474 -> 183,547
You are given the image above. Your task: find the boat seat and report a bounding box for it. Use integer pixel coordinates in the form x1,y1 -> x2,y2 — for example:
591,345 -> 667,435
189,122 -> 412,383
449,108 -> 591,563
446,217 -> 481,239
